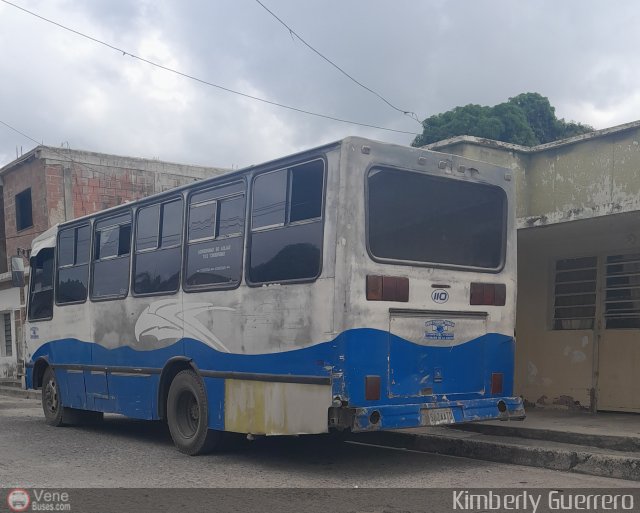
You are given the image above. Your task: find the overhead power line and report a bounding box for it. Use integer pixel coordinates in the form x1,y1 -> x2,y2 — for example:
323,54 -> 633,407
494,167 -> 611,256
0,0 -> 420,136
253,0 -> 422,125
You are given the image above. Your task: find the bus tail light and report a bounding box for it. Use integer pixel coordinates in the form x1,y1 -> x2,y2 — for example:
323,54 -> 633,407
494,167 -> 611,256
491,373 -> 504,395
366,275 -> 409,302
470,283 -> 506,306
365,375 -> 381,401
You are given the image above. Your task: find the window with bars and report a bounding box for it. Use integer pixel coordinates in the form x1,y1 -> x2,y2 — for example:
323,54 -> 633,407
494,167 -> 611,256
605,253 -> 640,329
553,256 -> 597,330
3,313 -> 11,357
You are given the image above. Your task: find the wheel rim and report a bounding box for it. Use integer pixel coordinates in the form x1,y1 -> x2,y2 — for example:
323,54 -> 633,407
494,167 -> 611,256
44,376 -> 59,416
176,390 -> 200,439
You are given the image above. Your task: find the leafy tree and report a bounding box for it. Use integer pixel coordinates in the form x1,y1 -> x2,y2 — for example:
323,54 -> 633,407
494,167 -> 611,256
412,93 -> 593,147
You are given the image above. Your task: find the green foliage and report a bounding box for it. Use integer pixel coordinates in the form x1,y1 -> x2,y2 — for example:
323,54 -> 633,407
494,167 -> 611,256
412,92 -> 593,147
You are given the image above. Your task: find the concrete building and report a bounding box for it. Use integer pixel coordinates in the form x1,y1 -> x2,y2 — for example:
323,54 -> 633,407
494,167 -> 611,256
426,120 -> 640,414
0,146 -> 226,380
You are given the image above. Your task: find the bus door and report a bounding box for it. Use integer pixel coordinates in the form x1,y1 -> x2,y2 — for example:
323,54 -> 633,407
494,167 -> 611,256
388,308 -> 487,399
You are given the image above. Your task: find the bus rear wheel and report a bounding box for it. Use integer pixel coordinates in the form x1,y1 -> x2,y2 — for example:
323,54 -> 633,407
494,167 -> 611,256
167,369 -> 221,455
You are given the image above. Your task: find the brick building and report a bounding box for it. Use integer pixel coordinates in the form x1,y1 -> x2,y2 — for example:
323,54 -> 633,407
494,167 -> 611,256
0,146 -> 226,380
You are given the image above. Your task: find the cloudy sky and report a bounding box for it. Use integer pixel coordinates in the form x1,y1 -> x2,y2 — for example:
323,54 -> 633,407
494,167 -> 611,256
1,0 -> 639,170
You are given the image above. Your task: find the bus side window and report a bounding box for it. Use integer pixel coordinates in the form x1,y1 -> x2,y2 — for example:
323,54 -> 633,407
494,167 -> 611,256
184,182 -> 245,290
28,248 -> 55,321
91,212 -> 132,300
133,198 -> 183,295
56,224 -> 90,304
249,159 -> 324,285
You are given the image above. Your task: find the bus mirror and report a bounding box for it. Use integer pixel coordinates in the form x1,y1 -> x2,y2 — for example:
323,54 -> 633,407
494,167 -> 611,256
11,257 -> 25,288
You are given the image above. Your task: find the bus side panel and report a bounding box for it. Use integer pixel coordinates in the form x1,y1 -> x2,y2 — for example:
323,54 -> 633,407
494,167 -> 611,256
109,374 -> 159,420
60,369 -> 87,410
222,379 -> 332,435
204,377 -> 225,431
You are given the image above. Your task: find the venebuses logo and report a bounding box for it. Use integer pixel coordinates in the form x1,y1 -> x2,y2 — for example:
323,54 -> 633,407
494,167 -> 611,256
7,488 -> 30,512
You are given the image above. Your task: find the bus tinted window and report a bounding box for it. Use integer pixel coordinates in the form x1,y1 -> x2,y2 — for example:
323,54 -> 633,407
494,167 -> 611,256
367,168 -> 506,269
185,183 -> 245,290
28,248 -> 54,320
250,223 -> 322,283
57,224 -> 90,304
252,169 -> 287,229
188,201 -> 216,242
289,161 -> 323,222
134,199 -> 183,295
136,204 -> 160,251
58,229 -> 75,267
161,200 -> 183,247
92,212 -> 131,299
218,196 -> 245,237
76,225 -> 91,265
249,159 -> 325,284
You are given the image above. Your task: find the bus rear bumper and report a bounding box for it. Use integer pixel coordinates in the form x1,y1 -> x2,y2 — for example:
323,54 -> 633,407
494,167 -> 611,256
345,396 -> 525,432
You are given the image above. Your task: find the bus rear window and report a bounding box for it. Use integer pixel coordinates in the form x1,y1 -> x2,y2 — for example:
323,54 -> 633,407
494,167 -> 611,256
367,168 -> 506,270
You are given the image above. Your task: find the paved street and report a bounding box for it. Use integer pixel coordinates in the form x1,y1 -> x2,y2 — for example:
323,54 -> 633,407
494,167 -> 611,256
0,395 -> 635,488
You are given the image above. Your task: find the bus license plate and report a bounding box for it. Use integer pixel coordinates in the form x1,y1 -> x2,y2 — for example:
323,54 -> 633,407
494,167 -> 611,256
422,407 -> 455,426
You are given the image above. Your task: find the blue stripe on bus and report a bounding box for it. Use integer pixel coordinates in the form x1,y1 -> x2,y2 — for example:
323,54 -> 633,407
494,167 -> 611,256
27,329 -> 516,428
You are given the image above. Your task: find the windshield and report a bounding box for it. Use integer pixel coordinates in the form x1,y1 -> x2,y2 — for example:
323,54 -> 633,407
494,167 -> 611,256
367,167 -> 507,270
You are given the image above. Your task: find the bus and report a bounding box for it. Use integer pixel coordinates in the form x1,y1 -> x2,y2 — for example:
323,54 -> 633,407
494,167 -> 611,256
23,137 -> 524,455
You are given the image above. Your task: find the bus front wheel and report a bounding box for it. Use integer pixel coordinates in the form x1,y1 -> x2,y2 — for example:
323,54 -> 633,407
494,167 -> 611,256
42,367 -> 65,426
167,369 -> 221,455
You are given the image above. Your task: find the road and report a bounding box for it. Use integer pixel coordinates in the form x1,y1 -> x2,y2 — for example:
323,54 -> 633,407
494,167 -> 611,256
0,395 -> 635,488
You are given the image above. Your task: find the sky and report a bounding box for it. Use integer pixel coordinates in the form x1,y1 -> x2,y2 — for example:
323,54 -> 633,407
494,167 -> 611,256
1,0 -> 640,170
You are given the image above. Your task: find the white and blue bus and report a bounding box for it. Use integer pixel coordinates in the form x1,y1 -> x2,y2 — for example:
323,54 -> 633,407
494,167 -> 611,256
24,137 -> 524,455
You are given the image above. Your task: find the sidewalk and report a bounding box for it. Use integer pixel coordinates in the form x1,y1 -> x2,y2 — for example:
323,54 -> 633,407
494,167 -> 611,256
0,380 -> 39,400
354,408 -> 640,481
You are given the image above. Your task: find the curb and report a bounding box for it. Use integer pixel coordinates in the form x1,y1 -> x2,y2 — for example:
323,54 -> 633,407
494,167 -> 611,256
353,429 -> 640,482
453,423 -> 640,453
0,385 -> 40,400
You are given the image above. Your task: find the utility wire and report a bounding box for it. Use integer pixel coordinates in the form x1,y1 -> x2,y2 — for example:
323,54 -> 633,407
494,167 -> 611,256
253,0 -> 422,125
0,0 -> 420,136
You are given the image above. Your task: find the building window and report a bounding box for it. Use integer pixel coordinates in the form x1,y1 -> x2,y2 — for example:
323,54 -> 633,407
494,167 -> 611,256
28,248 -> 55,321
249,159 -> 324,285
3,313 -> 12,357
16,188 -> 33,231
552,256 -> 597,330
91,212 -> 131,300
133,198 -> 183,295
605,253 -> 640,329
56,224 -> 91,304
185,182 -> 245,290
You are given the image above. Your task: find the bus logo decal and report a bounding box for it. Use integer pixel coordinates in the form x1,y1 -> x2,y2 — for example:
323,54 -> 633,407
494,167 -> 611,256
425,320 -> 455,340
431,289 -> 449,303
135,299 -> 234,353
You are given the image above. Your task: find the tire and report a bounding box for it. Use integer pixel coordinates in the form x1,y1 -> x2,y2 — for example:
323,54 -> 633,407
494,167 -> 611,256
166,369 -> 221,455
41,367 -> 65,426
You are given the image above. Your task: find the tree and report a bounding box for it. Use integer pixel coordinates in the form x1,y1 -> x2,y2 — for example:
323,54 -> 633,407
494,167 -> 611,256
412,92 -> 593,147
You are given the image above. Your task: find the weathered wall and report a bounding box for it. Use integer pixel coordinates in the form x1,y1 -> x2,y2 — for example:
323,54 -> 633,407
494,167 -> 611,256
0,285 -> 21,379
3,157 -> 48,271
524,129 -> 640,227
2,147 -> 228,268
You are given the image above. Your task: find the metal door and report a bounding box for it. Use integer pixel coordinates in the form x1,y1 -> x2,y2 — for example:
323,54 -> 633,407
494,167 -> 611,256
597,253 -> 640,412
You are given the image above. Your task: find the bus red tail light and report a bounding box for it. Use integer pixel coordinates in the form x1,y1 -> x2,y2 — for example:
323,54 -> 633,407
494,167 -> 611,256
365,375 -> 381,401
491,372 -> 504,395
366,275 -> 409,302
470,283 -> 506,306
